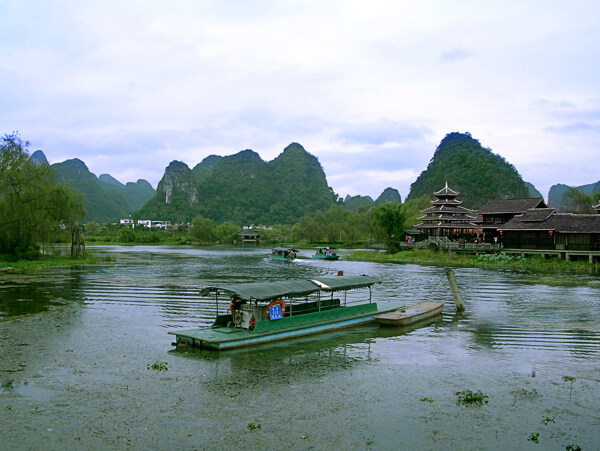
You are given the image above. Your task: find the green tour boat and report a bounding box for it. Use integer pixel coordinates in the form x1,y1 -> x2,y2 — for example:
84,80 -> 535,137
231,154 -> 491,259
311,246 -> 340,260
270,247 -> 299,261
169,275 -> 403,350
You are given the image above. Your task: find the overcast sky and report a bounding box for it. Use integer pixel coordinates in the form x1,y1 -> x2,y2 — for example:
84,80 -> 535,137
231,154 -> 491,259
1,1 -> 599,201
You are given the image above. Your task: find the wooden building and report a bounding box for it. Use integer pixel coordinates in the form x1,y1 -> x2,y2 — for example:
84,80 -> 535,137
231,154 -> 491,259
477,198 -> 546,227
237,230 -> 260,243
415,183 -> 480,239
500,208 -> 600,251
476,198 -> 547,240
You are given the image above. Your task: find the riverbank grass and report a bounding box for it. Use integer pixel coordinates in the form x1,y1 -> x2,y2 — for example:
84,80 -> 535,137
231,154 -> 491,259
346,249 -> 599,273
0,254 -> 99,272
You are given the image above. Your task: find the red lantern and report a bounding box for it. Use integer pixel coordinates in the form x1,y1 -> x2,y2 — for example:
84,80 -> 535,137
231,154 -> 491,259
549,230 -> 554,235
499,230 -> 503,234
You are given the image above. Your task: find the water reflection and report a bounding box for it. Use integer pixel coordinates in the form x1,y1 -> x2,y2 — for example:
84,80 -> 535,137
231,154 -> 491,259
0,267 -> 85,319
2,245 -> 599,364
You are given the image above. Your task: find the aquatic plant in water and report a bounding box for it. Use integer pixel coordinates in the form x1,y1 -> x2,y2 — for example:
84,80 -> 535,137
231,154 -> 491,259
147,361 -> 168,371
419,397 -> 435,403
455,389 -> 488,405
247,422 -> 261,431
528,432 -> 540,444
562,375 -> 576,401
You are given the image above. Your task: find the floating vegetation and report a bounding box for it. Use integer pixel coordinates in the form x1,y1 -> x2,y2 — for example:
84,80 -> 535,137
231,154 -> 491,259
562,376 -> 576,401
419,397 -> 435,403
542,416 -> 555,425
147,361 -> 168,371
456,389 -> 488,405
247,422 -> 261,432
477,254 -> 527,264
565,445 -> 581,451
512,387 -> 539,403
528,432 -> 540,444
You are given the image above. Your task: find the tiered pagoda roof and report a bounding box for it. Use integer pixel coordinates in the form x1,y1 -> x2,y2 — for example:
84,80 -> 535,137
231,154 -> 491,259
415,182 -> 479,230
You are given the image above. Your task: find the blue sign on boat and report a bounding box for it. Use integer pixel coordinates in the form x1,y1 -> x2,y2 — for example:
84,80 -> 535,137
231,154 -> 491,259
269,304 -> 283,320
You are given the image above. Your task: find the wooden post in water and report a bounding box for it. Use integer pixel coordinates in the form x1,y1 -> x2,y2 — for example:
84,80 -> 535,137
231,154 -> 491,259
445,268 -> 464,311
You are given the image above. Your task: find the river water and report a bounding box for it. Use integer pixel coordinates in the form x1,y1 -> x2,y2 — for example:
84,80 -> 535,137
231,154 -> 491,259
1,245 -> 599,450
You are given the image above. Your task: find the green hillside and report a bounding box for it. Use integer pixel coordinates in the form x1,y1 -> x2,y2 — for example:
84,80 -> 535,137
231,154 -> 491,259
137,143 -> 338,225
51,159 -> 129,222
406,132 -> 530,208
49,157 -> 155,222
548,180 -> 600,211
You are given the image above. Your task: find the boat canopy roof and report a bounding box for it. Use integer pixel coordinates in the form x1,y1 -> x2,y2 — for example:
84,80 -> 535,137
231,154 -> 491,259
199,275 -> 379,302
310,276 -> 378,291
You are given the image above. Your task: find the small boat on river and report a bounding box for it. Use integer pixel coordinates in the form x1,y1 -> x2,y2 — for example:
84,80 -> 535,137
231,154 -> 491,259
374,301 -> 444,326
270,247 -> 299,261
311,246 -> 340,260
169,275 -> 403,350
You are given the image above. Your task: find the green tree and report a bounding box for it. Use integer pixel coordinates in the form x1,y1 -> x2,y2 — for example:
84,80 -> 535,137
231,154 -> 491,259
85,221 -> 102,236
118,227 -> 136,243
215,222 -> 239,244
369,202 -> 405,252
401,194 -> 431,229
564,187 -> 594,213
189,216 -> 216,243
0,133 -> 84,259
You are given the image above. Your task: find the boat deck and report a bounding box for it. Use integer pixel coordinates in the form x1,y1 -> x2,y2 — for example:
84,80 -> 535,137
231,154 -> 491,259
170,301 -> 401,350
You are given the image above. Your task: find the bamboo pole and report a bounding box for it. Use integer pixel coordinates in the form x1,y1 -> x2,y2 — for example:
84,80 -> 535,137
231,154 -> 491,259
446,268 -> 465,311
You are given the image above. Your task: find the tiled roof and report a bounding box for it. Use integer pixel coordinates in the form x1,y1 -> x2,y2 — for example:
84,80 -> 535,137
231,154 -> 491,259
477,198 -> 546,214
415,222 -> 480,229
432,198 -> 462,206
421,205 -> 474,214
518,208 -> 556,222
502,209 -> 600,233
434,182 -> 459,197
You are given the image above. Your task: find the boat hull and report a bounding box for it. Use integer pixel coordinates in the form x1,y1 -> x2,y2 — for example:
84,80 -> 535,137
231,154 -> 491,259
311,255 -> 340,260
269,255 -> 295,261
170,301 -> 401,350
375,302 -> 444,326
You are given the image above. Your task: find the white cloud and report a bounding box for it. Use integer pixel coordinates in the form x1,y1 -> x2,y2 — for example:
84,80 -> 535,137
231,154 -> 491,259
1,1 -> 599,201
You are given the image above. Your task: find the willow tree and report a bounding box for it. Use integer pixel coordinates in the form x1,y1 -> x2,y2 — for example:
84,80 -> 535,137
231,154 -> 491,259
369,202 -> 405,252
0,133 -> 84,259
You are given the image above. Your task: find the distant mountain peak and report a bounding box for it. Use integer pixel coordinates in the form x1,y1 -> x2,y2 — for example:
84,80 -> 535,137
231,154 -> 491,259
99,173 -> 124,187
375,187 -> 401,205
282,142 -> 308,153
157,160 -> 197,205
30,150 -> 49,166
407,132 -> 529,209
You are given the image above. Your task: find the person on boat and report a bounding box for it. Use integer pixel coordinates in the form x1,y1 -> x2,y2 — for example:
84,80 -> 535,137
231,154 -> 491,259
229,296 -> 246,314
326,247 -> 331,256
